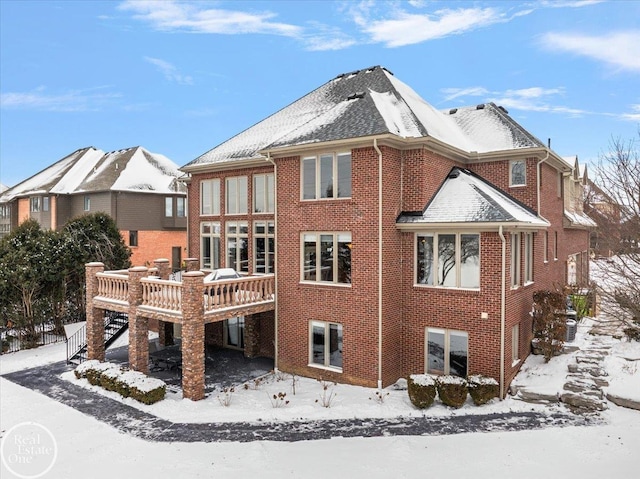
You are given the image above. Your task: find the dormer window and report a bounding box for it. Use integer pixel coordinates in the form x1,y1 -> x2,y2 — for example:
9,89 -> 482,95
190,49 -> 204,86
510,160 -> 526,187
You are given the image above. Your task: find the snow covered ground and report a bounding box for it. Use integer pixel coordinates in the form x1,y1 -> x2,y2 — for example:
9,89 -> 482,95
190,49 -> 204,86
1,317 -> 639,478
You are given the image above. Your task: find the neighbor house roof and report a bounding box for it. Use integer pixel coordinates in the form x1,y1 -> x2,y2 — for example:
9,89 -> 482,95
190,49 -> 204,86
0,147 -> 185,202
182,66 -> 547,171
0,183 -> 8,194
397,167 -> 549,229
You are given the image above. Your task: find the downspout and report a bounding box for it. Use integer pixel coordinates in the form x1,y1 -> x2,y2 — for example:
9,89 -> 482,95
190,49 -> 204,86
374,138 -> 383,390
498,225 -> 506,399
537,145 -> 550,217
266,153 -> 279,371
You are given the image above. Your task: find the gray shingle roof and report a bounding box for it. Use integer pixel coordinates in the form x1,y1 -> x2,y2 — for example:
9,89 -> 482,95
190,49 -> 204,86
184,66 -> 547,170
397,167 -> 548,227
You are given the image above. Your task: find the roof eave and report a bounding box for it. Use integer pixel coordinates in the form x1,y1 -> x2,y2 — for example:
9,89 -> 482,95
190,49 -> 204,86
471,147 -> 571,172
395,220 -> 549,232
180,156 -> 272,174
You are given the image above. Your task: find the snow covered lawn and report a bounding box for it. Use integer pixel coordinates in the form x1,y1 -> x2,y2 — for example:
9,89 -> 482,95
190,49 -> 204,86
1,317 -> 639,478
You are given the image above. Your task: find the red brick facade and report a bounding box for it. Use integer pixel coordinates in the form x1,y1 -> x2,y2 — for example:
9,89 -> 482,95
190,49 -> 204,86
185,143 -> 590,395
121,229 -> 186,268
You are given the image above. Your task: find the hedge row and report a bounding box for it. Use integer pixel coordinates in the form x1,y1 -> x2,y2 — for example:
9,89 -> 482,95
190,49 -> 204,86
408,374 -> 499,409
75,360 -> 166,405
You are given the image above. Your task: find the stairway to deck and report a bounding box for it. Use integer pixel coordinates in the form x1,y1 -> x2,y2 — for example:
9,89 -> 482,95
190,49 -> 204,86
66,313 -> 128,364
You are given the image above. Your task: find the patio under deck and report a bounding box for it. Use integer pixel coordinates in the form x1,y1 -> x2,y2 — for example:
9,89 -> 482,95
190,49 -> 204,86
85,258 -> 275,400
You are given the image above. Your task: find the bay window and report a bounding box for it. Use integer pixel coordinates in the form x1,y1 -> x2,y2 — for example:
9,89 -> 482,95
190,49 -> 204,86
416,233 -> 480,289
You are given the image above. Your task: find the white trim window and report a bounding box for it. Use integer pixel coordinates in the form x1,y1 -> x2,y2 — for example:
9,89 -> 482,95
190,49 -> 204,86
425,328 -> 468,377
544,231 -> 549,263
510,160 -> 526,186
227,221 -> 249,272
524,233 -> 534,284
310,321 -> 343,371
224,317 -> 245,350
302,152 -> 351,200
512,323 -> 520,365
176,197 -> 186,217
83,196 -> 91,212
253,173 -> 274,213
226,176 -> 248,215
254,221 -> 275,274
416,233 -> 480,289
302,232 -> 351,284
42,197 -> 49,212
200,179 -> 220,216
554,231 -> 558,260
30,197 -> 41,213
200,221 -> 221,270
511,233 -> 521,288
165,197 -> 173,217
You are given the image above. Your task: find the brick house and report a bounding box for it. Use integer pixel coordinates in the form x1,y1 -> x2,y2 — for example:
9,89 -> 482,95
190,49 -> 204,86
180,66 -> 592,396
0,146 -> 187,268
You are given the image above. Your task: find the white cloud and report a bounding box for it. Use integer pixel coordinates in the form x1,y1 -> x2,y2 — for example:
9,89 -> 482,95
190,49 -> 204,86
144,57 -> 193,85
361,7 -> 506,47
119,0 -> 301,37
620,104 -> 640,121
302,22 -> 357,51
540,31 -> 640,72
441,87 -> 489,102
0,86 -> 121,112
441,84 -> 590,116
539,0 -> 604,8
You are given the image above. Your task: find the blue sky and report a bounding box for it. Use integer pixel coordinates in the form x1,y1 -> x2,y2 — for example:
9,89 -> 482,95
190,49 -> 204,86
1,0 -> 639,187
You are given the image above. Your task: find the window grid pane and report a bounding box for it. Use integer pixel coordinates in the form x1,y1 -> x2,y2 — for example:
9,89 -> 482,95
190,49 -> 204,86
438,234 -> 457,286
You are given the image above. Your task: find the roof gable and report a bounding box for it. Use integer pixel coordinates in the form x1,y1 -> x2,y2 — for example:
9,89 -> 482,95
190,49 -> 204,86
397,167 -> 548,228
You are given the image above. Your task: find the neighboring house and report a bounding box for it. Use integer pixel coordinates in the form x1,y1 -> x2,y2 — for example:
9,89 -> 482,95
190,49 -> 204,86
0,146 -> 187,268
180,66 -> 592,395
561,156 -> 597,284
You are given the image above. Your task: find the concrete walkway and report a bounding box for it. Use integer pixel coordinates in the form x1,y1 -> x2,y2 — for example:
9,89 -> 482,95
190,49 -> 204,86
2,361 -> 597,443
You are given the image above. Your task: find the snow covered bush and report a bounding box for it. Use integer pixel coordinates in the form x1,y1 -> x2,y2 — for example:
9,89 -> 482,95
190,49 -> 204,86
467,375 -> 499,405
120,370 -> 166,405
532,290 -> 566,362
74,361 -> 165,404
435,375 -> 468,408
407,374 -> 436,409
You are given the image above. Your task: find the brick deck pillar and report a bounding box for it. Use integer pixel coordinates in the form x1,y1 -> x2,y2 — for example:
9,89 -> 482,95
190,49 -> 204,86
244,314 -> 260,358
153,258 -> 174,346
181,271 -> 205,401
128,266 -> 149,374
154,258 -> 171,279
184,257 -> 199,272
86,262 -> 105,361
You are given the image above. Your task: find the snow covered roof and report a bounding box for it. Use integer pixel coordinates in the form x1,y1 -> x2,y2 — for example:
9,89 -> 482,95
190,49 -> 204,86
397,167 -> 549,229
564,210 -> 597,228
0,183 -> 8,193
445,103 -> 545,152
0,147 -> 185,202
183,66 -> 546,171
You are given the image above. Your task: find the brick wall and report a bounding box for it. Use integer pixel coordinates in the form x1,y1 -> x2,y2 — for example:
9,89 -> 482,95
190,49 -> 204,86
186,165 -> 275,269
185,146 -> 589,393
121,229 -> 186,267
